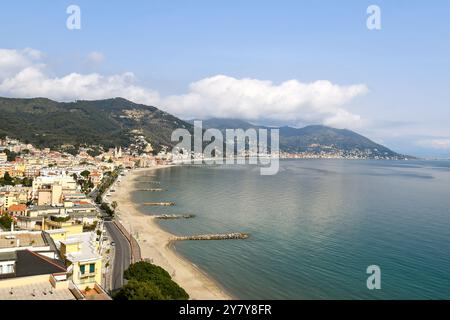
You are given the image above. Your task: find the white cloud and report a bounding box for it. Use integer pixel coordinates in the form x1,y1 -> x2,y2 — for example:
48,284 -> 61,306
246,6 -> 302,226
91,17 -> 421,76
0,48 -> 368,128
416,138 -> 450,150
0,48 -> 43,79
0,48 -> 160,103
162,75 -> 368,128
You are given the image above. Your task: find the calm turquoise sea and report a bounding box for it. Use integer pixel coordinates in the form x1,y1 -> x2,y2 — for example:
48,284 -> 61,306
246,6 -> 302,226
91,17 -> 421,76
131,160 -> 450,299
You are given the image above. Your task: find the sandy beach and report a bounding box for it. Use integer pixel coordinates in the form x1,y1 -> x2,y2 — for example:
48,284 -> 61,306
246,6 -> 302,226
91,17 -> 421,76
109,166 -> 232,300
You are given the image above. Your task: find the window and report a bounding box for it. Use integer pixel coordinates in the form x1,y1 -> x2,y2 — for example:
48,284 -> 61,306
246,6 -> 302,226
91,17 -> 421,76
80,264 -> 85,274
89,263 -> 95,273
0,263 -> 14,274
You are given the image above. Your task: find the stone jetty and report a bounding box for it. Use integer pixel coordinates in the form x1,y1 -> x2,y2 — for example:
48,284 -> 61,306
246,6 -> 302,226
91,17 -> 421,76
136,180 -> 161,184
153,214 -> 195,219
142,202 -> 175,206
137,188 -> 165,192
174,232 -> 249,241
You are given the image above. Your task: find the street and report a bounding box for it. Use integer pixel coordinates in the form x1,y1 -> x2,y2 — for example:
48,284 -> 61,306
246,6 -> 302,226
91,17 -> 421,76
104,221 -> 131,291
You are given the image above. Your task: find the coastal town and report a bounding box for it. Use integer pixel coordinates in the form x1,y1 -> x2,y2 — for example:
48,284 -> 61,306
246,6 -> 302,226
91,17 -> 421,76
0,128 -> 411,301
0,136 -> 174,300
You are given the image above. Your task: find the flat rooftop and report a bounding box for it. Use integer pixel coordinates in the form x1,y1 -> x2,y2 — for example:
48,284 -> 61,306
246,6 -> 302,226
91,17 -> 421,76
0,281 -> 76,300
59,232 -> 101,263
0,232 -> 46,249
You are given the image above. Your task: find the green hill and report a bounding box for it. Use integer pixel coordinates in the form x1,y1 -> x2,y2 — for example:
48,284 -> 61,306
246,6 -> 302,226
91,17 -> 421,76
0,97 -> 192,152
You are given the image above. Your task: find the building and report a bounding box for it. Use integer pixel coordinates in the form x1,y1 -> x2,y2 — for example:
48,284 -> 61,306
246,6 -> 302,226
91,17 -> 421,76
0,229 -> 72,300
7,204 -> 27,216
42,215 -> 84,235
15,203 -> 99,231
0,229 -> 109,300
1,192 -> 18,210
89,171 -> 103,187
0,250 -> 75,300
37,184 -> 63,206
32,175 -> 78,201
0,230 -> 58,254
54,232 -> 103,289
24,165 -> 41,178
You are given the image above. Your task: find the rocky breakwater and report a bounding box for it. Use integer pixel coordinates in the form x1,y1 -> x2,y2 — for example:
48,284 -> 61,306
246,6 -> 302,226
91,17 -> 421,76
142,202 -> 175,206
174,232 -> 249,241
154,214 -> 196,219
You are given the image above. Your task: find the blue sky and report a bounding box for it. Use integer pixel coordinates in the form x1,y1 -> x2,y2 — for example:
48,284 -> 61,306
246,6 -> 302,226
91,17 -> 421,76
0,0 -> 449,157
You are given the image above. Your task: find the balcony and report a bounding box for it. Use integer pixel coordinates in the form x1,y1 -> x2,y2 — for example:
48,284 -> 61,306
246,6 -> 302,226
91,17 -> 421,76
79,271 -> 96,279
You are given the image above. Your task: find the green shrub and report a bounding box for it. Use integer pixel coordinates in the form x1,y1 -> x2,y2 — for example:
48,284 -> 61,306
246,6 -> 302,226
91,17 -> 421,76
50,215 -> 71,222
124,261 -> 172,282
120,261 -> 189,300
114,280 -> 166,300
0,214 -> 13,229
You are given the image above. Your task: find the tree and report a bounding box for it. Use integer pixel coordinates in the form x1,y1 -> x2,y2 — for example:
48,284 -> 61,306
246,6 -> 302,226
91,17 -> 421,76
4,149 -> 18,162
87,178 -> 94,189
21,177 -> 33,187
124,261 -> 172,281
100,202 -> 114,216
0,214 -> 13,229
111,201 -> 118,211
87,148 -> 101,157
2,172 -> 14,186
123,261 -> 189,300
113,280 -> 166,300
80,170 -> 90,179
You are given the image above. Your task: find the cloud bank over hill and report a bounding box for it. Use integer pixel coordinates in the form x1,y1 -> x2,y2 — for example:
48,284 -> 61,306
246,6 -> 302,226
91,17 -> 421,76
0,48 -> 367,129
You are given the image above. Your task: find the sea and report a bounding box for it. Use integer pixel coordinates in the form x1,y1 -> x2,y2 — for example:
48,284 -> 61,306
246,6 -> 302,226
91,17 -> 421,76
130,159 -> 450,299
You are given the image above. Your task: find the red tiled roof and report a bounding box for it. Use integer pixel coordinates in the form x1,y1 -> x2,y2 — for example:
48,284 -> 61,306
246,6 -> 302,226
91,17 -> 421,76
8,204 -> 27,212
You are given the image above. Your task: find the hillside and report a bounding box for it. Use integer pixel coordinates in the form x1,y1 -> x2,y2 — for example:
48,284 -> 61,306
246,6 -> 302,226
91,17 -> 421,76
200,118 -> 405,159
0,97 -> 405,159
0,97 -> 192,152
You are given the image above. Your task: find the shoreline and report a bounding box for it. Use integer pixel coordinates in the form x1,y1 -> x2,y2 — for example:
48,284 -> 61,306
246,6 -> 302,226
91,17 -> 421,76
109,165 -> 233,300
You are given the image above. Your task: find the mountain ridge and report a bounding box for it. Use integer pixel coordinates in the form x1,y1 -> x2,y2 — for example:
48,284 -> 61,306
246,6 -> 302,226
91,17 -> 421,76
0,97 -> 407,159
198,118 -> 408,159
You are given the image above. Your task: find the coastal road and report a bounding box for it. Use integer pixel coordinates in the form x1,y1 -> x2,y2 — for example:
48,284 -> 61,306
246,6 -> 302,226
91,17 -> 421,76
104,221 -> 131,291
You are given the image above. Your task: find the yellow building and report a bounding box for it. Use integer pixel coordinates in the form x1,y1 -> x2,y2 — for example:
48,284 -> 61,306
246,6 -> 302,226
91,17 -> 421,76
54,232 -> 103,289
14,163 -> 26,176
3,193 -> 18,209
42,216 -> 84,235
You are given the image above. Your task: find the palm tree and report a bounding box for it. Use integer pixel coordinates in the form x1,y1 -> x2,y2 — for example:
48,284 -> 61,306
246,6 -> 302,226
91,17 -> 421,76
111,201 -> 118,211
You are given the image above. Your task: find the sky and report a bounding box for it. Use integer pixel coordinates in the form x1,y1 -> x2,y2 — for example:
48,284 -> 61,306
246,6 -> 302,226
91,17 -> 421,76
0,0 -> 449,157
